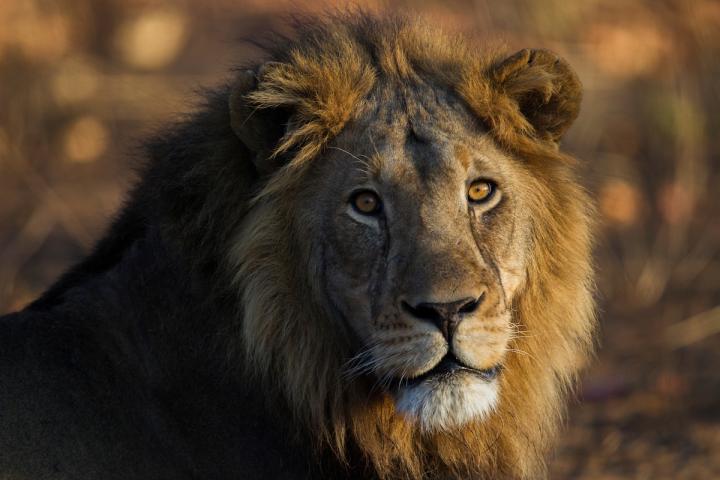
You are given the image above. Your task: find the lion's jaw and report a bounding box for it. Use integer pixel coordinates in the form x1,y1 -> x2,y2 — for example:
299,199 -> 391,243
395,368 -> 500,433
366,298 -> 514,433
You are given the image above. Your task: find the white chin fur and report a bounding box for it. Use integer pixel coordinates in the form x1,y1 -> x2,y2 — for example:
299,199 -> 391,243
395,374 -> 499,433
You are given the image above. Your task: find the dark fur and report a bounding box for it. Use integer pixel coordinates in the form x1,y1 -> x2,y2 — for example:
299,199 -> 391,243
0,92 -> 323,478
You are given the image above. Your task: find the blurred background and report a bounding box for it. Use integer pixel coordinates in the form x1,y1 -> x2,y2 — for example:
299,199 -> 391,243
0,0 -> 718,478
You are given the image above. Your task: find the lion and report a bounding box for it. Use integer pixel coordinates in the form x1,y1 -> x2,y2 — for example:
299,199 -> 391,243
0,13 -> 595,480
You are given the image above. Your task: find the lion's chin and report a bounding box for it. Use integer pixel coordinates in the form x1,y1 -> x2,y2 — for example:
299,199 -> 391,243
395,371 -> 499,433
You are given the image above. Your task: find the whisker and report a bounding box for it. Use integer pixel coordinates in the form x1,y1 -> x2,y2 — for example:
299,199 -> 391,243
505,347 -> 538,363
328,145 -> 370,161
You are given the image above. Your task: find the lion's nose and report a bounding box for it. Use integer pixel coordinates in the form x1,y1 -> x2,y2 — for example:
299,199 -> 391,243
401,296 -> 483,340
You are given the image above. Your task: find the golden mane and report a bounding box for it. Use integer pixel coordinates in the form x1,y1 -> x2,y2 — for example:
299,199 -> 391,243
229,13 -> 595,479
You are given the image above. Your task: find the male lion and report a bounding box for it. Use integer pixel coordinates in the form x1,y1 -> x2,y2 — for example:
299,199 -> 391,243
0,13 -> 595,480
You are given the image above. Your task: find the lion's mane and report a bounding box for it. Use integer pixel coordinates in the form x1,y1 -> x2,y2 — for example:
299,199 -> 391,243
227,14 -> 595,479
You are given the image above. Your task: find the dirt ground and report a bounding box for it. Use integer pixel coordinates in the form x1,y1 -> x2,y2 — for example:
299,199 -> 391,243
552,302 -> 720,479
1,1 -> 719,478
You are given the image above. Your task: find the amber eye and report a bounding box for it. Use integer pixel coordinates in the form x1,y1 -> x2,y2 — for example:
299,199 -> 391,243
468,180 -> 496,203
351,190 -> 382,215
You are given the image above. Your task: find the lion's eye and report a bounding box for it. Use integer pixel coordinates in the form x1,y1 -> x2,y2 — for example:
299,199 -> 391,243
468,180 -> 496,203
351,190 -> 382,215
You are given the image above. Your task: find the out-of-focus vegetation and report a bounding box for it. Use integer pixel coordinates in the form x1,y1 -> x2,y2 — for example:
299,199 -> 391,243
0,1 -> 718,478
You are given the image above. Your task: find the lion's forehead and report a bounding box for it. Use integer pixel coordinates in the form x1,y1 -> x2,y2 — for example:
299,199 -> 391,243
360,80 -> 480,139
333,83 -> 491,189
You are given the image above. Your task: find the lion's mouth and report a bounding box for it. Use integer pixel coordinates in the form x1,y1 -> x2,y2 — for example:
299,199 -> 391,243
405,353 -> 502,387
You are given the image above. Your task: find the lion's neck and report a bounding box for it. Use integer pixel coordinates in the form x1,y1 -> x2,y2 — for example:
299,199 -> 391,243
30,225 -> 328,477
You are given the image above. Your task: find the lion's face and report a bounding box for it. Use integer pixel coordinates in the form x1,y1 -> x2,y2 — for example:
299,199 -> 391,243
295,83 -> 533,432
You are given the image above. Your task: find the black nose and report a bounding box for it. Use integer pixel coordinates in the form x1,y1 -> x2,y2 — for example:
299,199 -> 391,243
401,296 -> 482,340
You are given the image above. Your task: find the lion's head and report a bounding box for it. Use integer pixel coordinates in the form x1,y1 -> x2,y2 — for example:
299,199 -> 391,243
227,14 -> 595,479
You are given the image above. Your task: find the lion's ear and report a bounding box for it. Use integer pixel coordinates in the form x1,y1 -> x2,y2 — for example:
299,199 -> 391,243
229,68 -> 291,175
491,49 -> 582,143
